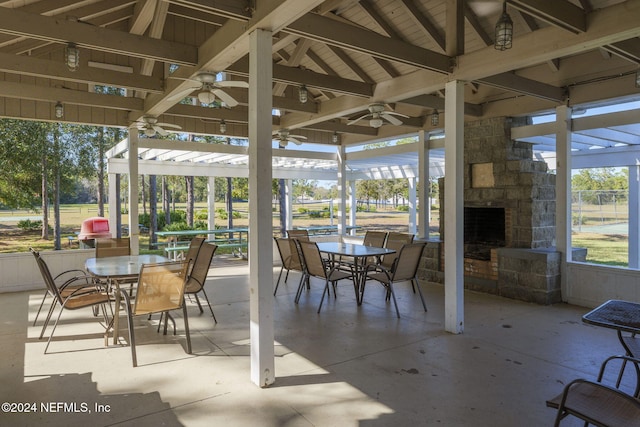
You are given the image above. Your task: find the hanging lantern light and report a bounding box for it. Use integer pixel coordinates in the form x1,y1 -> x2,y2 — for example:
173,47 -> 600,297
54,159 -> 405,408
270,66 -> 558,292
298,85 -> 308,104
65,42 -> 80,71
332,132 -> 339,144
55,102 -> 64,119
494,1 -> 513,51
431,110 -> 439,126
220,119 -> 227,134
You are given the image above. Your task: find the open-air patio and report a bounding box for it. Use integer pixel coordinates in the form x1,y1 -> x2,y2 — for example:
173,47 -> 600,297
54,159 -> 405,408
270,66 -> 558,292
0,255 -> 623,426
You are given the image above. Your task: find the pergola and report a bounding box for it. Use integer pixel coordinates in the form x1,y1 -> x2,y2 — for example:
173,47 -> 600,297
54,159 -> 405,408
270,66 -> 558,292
1,0 -> 640,387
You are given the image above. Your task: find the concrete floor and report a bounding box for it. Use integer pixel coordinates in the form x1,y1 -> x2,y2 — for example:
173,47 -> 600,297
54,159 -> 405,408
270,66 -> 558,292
0,256 -> 624,426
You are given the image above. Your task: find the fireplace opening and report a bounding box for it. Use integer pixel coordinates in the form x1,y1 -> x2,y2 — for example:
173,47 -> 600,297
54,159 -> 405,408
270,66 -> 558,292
464,207 -> 505,260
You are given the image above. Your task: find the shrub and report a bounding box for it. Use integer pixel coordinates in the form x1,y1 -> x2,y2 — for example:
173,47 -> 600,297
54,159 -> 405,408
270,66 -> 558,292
195,209 -> 208,220
163,222 -> 192,232
17,219 -> 42,231
397,205 -> 409,212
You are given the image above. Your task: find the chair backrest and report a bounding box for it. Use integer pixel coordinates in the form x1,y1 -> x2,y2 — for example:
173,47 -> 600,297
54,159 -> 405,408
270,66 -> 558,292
274,237 -> 292,268
184,237 -> 205,272
30,248 -> 63,304
95,237 -> 131,258
390,243 -> 426,282
134,261 -> 188,316
287,238 -> 304,271
298,241 -> 327,279
185,242 -> 217,293
287,229 -> 310,242
363,231 -> 387,248
381,232 -> 414,269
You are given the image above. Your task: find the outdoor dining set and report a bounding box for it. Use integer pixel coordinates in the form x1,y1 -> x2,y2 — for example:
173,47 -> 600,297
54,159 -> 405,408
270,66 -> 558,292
30,236 -> 217,367
28,229 -> 427,369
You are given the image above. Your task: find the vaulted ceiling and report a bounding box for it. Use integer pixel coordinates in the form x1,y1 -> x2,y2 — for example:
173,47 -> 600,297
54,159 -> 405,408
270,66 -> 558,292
0,0 -> 638,147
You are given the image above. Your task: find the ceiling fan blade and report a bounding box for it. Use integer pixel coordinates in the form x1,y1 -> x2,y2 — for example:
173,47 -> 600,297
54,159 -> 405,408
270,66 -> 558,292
385,111 -> 410,118
288,137 -> 304,145
166,85 -> 200,102
212,89 -> 239,107
347,113 -> 370,125
381,113 -> 403,126
215,80 -> 249,88
153,125 -> 168,136
156,122 -> 182,129
289,134 -> 307,140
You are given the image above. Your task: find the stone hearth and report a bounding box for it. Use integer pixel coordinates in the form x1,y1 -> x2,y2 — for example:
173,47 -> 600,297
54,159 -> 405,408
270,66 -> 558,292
417,116 -> 584,304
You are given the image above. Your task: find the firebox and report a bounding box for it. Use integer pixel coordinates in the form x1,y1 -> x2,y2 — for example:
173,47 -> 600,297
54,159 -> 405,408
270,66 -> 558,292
464,207 -> 505,260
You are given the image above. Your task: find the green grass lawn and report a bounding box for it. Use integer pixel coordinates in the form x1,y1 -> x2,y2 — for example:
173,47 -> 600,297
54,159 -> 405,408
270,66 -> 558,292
572,232 -> 629,267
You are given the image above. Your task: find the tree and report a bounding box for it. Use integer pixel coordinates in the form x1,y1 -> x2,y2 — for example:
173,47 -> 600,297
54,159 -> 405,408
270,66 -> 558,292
0,119 -> 46,209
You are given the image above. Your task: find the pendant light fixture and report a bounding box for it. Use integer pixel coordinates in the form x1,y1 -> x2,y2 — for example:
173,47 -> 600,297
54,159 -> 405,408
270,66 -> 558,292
55,102 -> 64,119
65,43 -> 80,71
494,1 -> 513,51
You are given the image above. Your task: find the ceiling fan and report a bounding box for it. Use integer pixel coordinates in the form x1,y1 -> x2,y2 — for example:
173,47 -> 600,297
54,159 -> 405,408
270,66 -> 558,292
135,116 -> 181,137
273,129 -> 307,148
347,103 -> 409,128
168,71 -> 249,107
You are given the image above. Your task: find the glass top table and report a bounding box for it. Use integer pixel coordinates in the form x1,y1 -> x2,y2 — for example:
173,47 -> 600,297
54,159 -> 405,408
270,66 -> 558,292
315,242 -> 395,305
85,254 -> 171,345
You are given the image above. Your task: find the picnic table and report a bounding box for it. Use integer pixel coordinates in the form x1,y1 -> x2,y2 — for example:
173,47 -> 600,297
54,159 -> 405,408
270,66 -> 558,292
296,225 -> 361,235
155,228 -> 249,259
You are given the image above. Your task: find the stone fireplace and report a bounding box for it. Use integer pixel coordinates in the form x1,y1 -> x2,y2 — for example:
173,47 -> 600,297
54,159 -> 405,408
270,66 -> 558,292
418,116 -> 585,304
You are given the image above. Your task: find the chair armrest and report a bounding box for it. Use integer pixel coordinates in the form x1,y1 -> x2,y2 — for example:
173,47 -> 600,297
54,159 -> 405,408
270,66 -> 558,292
554,379 -> 640,426
54,269 -> 87,282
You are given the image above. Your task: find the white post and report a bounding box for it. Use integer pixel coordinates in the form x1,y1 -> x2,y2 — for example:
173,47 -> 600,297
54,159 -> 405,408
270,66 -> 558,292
418,130 -> 430,240
349,180 -> 356,234
408,177 -> 417,234
629,165 -> 639,268
207,176 -> 216,230
556,105 -> 572,299
108,170 -> 117,237
444,80 -> 464,334
337,145 -> 347,236
285,179 -> 293,231
128,129 -> 139,254
248,28 -> 275,388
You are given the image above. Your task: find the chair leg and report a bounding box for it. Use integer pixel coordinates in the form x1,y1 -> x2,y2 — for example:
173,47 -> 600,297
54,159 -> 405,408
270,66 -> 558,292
33,291 -> 50,326
197,289 -> 217,323
388,282 -> 400,318
182,300 -> 192,355
317,279 -> 330,313
274,266 -> 284,296
413,278 -> 427,312
121,292 -> 138,367
39,299 -> 59,339
194,293 -> 204,314
294,273 -> 307,303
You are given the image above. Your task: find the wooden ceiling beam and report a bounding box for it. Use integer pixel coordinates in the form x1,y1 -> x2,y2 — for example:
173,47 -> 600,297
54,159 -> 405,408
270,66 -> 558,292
507,0 -> 586,34
0,50 -> 163,93
284,13 -> 451,73
399,0 -> 446,52
477,72 -> 566,102
0,7 -> 196,64
228,57 -> 373,98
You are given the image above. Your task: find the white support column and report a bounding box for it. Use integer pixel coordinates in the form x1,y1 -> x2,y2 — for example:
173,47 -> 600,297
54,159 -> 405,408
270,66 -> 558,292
349,180 -> 356,234
418,130 -> 430,240
337,145 -> 347,236
408,178 -> 417,234
556,105 -> 572,299
128,129 -> 140,254
285,179 -> 293,231
108,170 -> 117,237
248,28 -> 275,388
444,80 -> 464,334
629,165 -> 639,268
207,176 -> 216,230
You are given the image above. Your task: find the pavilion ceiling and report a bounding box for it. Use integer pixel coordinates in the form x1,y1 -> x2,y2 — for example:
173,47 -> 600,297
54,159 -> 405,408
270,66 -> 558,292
0,0 -> 637,149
